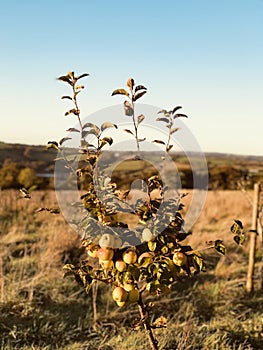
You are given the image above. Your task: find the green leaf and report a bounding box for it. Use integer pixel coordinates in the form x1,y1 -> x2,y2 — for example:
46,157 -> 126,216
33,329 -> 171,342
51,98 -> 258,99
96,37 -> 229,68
137,114 -> 145,125
230,220 -> 243,234
111,89 -> 129,97
172,106 -> 182,114
152,140 -> 165,145
61,96 -> 72,100
135,85 -> 147,93
174,113 -> 188,119
215,240 -> 226,255
157,109 -> 168,114
156,117 -> 170,123
133,90 -> 147,102
66,127 -> 80,133
124,129 -> 134,136
101,122 -> 118,132
65,108 -> 79,116
57,75 -> 72,85
101,136 -> 113,146
148,241 -> 157,252
46,141 -> 59,150
170,127 -> 180,134
59,137 -> 72,145
76,73 -> 89,80
234,234 -> 245,245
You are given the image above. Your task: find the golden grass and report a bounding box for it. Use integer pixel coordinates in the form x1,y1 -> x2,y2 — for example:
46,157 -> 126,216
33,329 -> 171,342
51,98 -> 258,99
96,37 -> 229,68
0,188 -> 262,349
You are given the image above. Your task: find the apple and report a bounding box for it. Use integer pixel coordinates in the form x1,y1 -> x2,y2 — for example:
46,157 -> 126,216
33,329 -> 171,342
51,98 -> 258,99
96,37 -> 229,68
97,247 -> 114,261
138,252 -> 154,265
99,259 -> 114,269
116,300 -> 126,307
173,252 -> 187,266
122,249 -> 137,264
123,283 -> 134,292
127,288 -> 140,303
142,228 -> 154,242
99,234 -> 122,249
115,260 -> 127,272
112,286 -> 128,302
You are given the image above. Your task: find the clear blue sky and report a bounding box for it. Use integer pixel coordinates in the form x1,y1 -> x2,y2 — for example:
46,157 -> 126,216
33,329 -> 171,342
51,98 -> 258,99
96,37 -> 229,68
0,0 -> 262,155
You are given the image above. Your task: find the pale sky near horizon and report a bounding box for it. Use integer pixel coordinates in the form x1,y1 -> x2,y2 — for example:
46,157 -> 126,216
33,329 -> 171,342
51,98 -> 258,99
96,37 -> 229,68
0,0 -> 262,156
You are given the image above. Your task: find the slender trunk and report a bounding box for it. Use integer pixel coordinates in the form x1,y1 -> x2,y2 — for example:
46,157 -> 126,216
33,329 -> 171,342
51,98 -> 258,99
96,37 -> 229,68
137,298 -> 158,350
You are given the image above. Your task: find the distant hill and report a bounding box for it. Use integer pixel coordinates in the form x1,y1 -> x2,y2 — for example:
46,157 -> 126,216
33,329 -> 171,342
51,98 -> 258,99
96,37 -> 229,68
0,141 -> 262,189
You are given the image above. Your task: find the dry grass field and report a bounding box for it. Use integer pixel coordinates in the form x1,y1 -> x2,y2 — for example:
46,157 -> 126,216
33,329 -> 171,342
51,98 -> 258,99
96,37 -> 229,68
0,189 -> 262,349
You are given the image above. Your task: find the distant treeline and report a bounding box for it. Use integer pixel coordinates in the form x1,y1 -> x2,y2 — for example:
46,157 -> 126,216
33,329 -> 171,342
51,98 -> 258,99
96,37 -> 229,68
0,142 -> 262,190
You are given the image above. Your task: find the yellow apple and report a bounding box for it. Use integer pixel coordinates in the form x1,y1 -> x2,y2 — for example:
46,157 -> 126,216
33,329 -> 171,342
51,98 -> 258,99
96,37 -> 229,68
116,300 -> 126,307
122,250 -> 137,264
99,259 -> 114,269
123,283 -> 134,292
115,260 -> 127,272
173,252 -> 187,266
97,247 -> 114,261
112,286 -> 128,302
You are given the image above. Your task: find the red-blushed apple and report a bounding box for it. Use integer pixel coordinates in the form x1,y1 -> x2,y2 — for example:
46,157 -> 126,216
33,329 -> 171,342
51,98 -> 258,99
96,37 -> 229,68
112,286 -> 128,302
97,247 -> 114,261
115,260 -> 127,272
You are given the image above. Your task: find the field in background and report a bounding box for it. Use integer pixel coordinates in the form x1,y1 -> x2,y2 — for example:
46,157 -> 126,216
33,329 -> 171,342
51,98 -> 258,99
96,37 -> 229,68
0,189 -> 262,349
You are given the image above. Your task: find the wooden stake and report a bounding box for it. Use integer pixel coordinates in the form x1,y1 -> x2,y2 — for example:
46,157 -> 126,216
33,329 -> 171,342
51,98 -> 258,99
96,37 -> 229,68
246,183 -> 260,293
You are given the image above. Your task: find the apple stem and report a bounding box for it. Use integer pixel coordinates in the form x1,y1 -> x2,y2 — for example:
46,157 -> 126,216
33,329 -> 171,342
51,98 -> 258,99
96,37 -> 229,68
137,297 -> 158,350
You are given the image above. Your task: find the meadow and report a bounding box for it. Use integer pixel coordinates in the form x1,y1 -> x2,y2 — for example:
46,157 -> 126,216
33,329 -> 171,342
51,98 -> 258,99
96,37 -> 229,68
0,188 -> 262,349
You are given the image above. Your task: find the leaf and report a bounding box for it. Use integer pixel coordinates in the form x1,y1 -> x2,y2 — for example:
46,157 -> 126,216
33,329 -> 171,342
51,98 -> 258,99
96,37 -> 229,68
82,122 -> 98,130
75,85 -> 84,90
170,127 -> 180,134
111,89 -> 129,97
76,73 -> 89,80
230,220 -> 243,234
137,114 -> 145,125
138,138 -> 146,142
124,129 -> 134,136
156,117 -> 170,123
135,85 -> 147,93
66,127 -> 80,133
215,240 -> 226,255
157,109 -> 168,115
172,106 -> 182,114
133,90 -> 147,102
174,113 -> 188,119
65,108 -> 79,116
46,141 -> 59,150
166,145 -> 173,152
59,137 -> 72,145
152,140 -> 165,145
61,96 -> 72,100
234,234 -> 245,245
124,101 -> 134,116
148,241 -> 157,252
101,122 -> 118,132
57,75 -> 72,85
101,136 -> 113,146
126,78 -> 135,90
